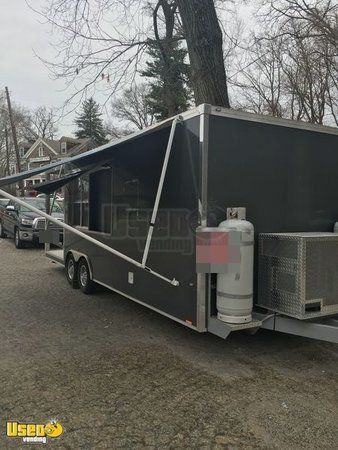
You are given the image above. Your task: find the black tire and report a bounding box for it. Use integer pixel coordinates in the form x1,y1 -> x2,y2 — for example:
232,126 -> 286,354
14,228 -> 25,249
0,220 -> 7,238
65,253 -> 79,289
77,258 -> 95,294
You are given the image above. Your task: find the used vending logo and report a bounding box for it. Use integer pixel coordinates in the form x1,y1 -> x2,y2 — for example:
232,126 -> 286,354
6,420 -> 63,444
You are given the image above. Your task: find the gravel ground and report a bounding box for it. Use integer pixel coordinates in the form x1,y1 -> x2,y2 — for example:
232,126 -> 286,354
0,238 -> 337,449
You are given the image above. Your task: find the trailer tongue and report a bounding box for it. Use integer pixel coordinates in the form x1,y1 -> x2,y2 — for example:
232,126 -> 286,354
0,104 -> 337,344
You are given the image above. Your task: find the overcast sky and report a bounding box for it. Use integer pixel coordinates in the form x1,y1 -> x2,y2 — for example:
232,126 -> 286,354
0,1 -> 254,138
0,0 -> 84,136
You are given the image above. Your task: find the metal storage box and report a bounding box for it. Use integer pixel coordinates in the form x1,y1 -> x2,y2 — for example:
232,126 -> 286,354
258,233 -> 338,319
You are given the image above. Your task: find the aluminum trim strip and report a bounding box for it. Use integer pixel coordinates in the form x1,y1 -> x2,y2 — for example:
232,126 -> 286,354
196,109 -> 210,332
210,105 -> 338,136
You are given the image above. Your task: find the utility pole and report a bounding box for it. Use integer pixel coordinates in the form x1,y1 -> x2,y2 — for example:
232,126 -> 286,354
4,128 -> 14,195
5,86 -> 23,195
5,127 -> 10,176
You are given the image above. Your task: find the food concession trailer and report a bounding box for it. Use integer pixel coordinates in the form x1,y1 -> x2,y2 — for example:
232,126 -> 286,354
0,104 -> 338,343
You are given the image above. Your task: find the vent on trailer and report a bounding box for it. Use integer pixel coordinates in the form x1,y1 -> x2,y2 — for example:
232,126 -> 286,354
258,233 -> 338,320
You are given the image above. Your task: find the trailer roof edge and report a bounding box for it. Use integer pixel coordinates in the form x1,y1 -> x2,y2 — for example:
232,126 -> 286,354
208,105 -> 338,136
83,105 -> 201,154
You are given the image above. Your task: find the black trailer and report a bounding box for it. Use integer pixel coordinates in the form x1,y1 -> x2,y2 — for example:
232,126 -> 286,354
1,104 -> 338,343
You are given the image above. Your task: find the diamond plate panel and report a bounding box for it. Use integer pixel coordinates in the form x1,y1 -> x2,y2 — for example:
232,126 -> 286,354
258,233 -> 338,319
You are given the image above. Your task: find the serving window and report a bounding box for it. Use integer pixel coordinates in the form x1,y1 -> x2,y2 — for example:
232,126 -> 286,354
70,175 -> 89,228
89,168 -> 112,234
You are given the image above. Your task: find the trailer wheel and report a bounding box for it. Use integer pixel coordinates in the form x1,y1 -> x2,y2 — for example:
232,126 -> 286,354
0,220 -> 7,238
78,258 -> 95,294
65,253 -> 79,289
14,228 -> 25,249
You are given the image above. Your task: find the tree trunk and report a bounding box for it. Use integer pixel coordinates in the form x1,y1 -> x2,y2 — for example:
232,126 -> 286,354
177,0 -> 230,107
153,1 -> 180,117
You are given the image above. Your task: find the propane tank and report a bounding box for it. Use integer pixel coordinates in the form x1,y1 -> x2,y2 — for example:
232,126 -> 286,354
217,208 -> 254,324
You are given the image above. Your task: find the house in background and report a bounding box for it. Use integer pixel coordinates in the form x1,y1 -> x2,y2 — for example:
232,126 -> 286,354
19,142 -> 33,160
21,136 -> 94,191
7,142 -> 32,176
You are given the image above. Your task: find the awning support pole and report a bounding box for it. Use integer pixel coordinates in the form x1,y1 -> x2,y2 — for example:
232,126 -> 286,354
142,117 -> 181,268
0,189 -> 179,286
49,165 -> 63,216
45,165 -> 64,252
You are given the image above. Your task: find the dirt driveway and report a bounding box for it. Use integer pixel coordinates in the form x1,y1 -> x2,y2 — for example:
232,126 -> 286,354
0,238 -> 337,449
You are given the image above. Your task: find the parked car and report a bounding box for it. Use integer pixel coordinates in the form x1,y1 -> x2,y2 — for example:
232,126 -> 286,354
36,193 -> 64,209
0,198 -> 9,212
0,197 -> 64,248
36,193 -> 64,201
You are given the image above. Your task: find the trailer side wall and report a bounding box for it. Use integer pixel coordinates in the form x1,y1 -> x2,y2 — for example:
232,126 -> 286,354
207,114 -> 338,302
65,116 -> 201,325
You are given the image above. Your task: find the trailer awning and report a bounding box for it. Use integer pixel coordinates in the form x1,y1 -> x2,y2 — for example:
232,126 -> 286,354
34,170 -> 88,194
0,117 -> 174,188
0,158 -> 71,188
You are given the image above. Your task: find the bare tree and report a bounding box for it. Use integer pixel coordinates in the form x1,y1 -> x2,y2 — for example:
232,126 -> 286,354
112,84 -> 155,130
28,0 -> 150,109
32,0 -> 231,111
28,106 -> 58,139
0,93 -> 60,178
232,38 -> 285,117
281,33 -> 336,124
231,0 -> 337,125
1,102 -> 58,142
262,0 -> 338,47
104,122 -> 132,140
